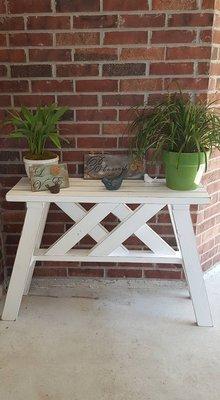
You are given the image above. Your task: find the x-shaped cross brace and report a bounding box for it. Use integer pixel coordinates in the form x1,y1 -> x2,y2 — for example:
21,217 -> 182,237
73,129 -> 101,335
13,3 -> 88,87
46,203 -> 176,257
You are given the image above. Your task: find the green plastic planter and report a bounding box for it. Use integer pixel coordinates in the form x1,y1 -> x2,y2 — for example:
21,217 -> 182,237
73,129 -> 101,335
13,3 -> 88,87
163,151 -> 209,191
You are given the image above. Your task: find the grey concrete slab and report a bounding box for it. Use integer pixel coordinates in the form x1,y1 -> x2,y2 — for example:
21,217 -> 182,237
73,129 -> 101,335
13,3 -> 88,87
0,275 -> 219,400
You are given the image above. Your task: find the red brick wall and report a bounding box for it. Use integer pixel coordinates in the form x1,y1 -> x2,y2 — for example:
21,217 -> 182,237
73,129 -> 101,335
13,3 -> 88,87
0,0 -> 219,279
196,2 -> 220,272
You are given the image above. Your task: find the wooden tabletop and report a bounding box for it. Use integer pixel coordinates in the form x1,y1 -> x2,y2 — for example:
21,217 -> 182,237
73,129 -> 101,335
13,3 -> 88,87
6,178 -> 210,205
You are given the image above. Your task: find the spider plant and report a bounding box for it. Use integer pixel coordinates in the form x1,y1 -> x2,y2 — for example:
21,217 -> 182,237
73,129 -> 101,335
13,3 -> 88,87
7,103 -> 69,159
129,91 -> 220,190
130,93 -> 220,162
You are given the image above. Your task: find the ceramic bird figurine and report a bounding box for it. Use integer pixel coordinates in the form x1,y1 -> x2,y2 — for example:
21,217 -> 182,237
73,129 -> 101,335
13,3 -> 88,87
102,167 -> 127,190
46,182 -> 60,194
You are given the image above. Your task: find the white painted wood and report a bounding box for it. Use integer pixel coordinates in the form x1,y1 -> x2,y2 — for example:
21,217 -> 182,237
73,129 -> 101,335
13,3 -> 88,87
6,178 -> 210,205
34,248 -> 182,264
46,203 -> 118,256
23,203 -> 50,295
1,203 -> 49,321
90,204 -> 165,256
4,178 -> 212,324
172,205 -> 213,327
56,202 -> 128,255
168,205 -> 191,299
113,204 -> 176,255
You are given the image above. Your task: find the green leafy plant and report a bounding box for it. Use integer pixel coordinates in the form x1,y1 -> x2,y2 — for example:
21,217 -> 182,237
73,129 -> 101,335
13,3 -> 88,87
129,92 -> 220,167
7,104 -> 69,159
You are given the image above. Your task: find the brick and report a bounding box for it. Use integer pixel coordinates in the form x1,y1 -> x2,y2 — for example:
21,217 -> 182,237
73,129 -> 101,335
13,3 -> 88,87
31,80 -> 73,93
29,49 -> 71,62
104,31 -> 147,45
154,225 -> 175,236
118,109 -> 138,122
11,64 -> 52,78
164,78 -> 208,90
0,80 -> 28,93
27,16 -> 71,30
213,30 -> 220,44
0,34 -> 6,46
103,63 -> 146,77
77,137 -> 117,149
166,46 -> 211,60
56,64 -> 99,77
214,13 -> 220,29
56,33 -> 100,46
73,15 -> 118,29
76,109 -> 117,122
198,62 -> 210,75
107,268 -> 142,278
120,13 -> 165,28
152,0 -> 197,10
121,47 -> 165,60
201,248 -> 217,264
57,109 -> 74,121
200,29 -> 212,43
68,268 -> 104,277
34,267 -> 67,277
0,0 -> 6,13
207,180 -> 220,194
9,33 -> 52,47
202,0 -> 215,8
60,124 -> 100,138
103,0 -> 148,11
62,150 -> 84,163
209,63 -> 220,74
0,65 -> 7,76
58,95 -> 98,107
120,78 -> 163,92
102,94 -> 144,107
144,269 -> 182,279
8,0 -> 52,13
14,95 -> 55,107
0,136 -> 27,150
0,49 -> 26,62
211,46 -> 218,60
0,95 -> 11,107
56,0 -> 100,12
0,16 -> 24,30
75,48 -> 118,62
76,79 -> 118,92
0,151 -> 20,162
102,123 -> 127,135
0,164 -> 25,175
3,212 -> 24,224
168,13 -> 213,27
152,30 -> 196,44
150,62 -> 193,75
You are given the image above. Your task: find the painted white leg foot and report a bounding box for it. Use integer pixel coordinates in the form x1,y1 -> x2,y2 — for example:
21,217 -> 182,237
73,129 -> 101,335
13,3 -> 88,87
2,203 -> 49,321
23,203 -> 49,295
172,205 -> 213,327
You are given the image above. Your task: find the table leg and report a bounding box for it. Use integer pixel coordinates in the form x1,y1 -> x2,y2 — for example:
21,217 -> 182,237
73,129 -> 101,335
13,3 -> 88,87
1,202 -> 49,321
168,205 -> 191,299
23,203 -> 50,295
171,205 -> 213,327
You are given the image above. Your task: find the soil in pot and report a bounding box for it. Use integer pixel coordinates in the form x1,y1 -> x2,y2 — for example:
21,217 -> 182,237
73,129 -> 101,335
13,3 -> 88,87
24,151 -> 58,160
163,151 -> 209,191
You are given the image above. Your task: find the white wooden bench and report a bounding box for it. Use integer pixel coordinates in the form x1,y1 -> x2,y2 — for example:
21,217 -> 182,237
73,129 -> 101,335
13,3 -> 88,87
2,178 -> 213,326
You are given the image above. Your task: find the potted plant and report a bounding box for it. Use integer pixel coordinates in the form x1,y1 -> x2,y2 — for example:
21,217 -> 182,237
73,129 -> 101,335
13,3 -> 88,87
7,104 -> 68,177
129,92 -> 220,190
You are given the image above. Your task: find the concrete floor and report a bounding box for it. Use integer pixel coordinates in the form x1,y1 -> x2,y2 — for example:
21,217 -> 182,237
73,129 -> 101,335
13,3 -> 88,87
0,273 -> 220,400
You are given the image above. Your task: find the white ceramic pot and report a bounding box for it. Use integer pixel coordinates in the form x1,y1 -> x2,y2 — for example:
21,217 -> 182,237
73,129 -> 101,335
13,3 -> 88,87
23,155 -> 59,178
